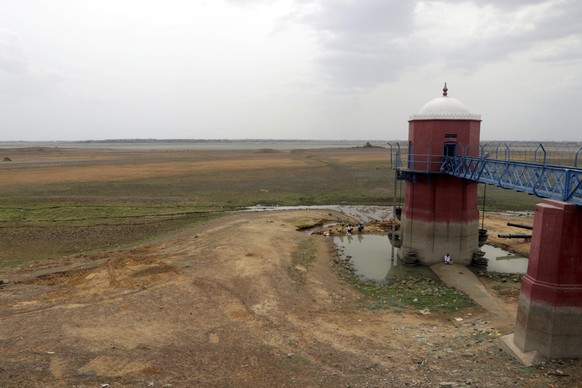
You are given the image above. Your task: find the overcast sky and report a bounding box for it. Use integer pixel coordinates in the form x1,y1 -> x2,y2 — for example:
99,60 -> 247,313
1,0 -> 581,141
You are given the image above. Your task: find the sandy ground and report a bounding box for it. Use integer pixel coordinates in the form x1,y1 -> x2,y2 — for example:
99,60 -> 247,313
1,209 -> 580,387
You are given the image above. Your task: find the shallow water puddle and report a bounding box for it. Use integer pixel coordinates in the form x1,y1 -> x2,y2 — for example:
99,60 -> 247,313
334,234 -> 393,282
477,244 -> 528,274
333,234 -> 437,283
334,234 -> 528,282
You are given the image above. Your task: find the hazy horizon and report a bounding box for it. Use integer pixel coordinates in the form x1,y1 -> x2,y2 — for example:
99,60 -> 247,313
2,138 -> 580,145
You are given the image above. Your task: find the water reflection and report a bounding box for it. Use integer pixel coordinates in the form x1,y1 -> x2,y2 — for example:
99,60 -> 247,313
334,234 -> 528,282
333,234 -> 437,283
475,245 -> 529,274
334,234 -> 392,281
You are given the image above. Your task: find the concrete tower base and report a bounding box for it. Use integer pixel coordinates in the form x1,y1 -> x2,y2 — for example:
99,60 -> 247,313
399,217 -> 479,265
399,174 -> 480,266
505,199 -> 582,362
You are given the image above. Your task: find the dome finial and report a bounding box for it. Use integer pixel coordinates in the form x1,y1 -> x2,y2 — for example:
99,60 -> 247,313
442,82 -> 448,97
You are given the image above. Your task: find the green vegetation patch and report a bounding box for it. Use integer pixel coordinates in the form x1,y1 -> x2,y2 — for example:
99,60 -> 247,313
334,260 -> 473,313
0,202 -> 219,224
0,212 -> 216,269
478,185 -> 539,212
358,276 -> 473,313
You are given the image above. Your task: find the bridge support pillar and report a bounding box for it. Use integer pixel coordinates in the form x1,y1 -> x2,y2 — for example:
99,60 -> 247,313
508,199 -> 582,362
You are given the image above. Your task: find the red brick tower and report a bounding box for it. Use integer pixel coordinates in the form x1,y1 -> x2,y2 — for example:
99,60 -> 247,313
400,84 -> 481,265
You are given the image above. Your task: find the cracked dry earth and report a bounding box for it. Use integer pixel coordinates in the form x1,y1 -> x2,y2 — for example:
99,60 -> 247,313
1,210 -> 581,387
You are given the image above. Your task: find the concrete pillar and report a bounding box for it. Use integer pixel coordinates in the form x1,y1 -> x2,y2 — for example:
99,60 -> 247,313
400,174 -> 479,265
512,199 -> 582,359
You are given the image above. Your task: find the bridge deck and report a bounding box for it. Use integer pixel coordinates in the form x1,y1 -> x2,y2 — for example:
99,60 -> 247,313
395,154 -> 582,206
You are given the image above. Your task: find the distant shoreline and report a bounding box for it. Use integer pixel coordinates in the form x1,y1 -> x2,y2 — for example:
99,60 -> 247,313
1,139 -> 579,151
0,139 -> 394,151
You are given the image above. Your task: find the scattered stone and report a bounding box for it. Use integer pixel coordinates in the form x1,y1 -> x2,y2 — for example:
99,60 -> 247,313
546,369 -> 568,377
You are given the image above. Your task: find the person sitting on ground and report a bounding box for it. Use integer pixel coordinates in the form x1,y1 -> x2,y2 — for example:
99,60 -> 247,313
347,224 -> 354,235
358,223 -> 364,232
444,253 -> 452,265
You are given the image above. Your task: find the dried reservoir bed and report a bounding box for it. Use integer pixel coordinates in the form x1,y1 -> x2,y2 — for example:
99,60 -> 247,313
1,145 -> 577,387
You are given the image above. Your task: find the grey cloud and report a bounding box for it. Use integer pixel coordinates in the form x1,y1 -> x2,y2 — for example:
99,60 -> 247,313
317,33 -> 421,87
297,0 -> 420,87
304,0 -> 416,34
222,0 -> 272,8
444,0 -> 548,10
529,2 -> 582,42
448,1 -> 582,69
297,0 -> 582,89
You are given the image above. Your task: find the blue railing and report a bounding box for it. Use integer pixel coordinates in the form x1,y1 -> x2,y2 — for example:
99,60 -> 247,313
389,142 -> 582,206
441,155 -> 582,205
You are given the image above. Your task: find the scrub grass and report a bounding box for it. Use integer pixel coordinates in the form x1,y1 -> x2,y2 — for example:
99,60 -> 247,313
359,277 -> 474,312
333,258 -> 474,313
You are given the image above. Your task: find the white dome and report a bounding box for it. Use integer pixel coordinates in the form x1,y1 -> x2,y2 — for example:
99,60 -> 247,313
409,85 -> 481,121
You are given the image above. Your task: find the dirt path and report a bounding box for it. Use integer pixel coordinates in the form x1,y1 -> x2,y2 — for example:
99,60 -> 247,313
1,210 -> 579,387
431,263 -> 516,328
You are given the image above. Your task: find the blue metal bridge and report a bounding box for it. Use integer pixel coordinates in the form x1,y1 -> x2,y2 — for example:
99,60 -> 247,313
390,143 -> 582,206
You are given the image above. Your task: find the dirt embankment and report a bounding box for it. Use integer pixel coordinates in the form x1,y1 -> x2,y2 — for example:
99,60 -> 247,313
1,210 -> 579,387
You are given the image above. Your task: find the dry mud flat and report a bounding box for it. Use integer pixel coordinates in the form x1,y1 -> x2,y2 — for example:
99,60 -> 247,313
1,210 -> 581,387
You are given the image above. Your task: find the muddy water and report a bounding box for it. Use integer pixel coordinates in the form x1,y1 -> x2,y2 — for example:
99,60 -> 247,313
477,244 -> 529,274
334,234 -> 528,282
333,234 -> 437,283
